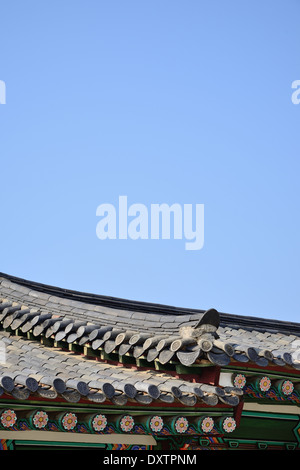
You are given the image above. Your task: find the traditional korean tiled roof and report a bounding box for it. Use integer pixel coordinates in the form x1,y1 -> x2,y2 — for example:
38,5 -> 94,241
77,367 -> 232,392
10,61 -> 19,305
0,330 -> 241,407
0,272 -> 299,408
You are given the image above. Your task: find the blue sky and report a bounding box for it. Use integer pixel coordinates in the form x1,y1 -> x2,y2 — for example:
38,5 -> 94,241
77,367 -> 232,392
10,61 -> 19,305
0,1 -> 300,322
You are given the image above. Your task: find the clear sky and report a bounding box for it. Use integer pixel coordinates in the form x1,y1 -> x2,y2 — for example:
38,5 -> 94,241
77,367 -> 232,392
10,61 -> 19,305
0,1 -> 300,323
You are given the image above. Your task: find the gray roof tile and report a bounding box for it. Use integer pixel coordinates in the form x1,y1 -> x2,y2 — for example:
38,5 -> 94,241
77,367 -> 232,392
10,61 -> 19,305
0,272 -> 299,409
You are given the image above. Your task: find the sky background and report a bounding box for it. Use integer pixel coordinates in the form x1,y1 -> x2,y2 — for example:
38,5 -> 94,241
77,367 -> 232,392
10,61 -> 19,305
0,1 -> 300,323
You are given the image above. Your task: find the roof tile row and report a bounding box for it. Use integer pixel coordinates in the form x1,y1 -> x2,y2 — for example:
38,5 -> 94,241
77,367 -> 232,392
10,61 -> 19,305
0,274 -> 299,408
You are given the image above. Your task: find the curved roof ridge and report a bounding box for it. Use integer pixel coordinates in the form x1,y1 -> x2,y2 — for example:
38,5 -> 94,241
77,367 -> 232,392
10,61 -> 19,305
0,273 -> 299,370
0,273 -> 211,334
0,272 -> 205,316
0,272 -> 299,335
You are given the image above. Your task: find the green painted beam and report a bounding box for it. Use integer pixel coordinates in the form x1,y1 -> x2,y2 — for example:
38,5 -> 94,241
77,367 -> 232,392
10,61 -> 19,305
227,415 -> 298,442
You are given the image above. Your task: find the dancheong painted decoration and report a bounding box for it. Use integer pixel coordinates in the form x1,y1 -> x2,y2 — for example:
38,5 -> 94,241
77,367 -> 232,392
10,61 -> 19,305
0,272 -> 299,450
